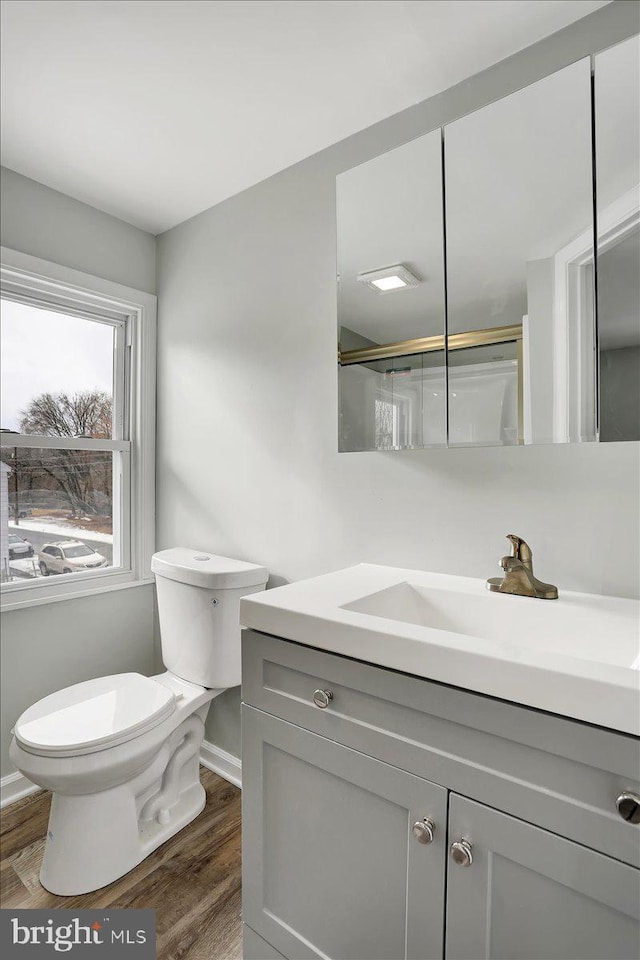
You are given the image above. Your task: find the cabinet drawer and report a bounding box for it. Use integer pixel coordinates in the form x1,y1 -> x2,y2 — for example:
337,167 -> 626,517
242,629 -> 640,867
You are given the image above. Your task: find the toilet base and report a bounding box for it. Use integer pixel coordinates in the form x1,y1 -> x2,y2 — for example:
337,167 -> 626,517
40,782 -> 206,896
39,713 -> 209,896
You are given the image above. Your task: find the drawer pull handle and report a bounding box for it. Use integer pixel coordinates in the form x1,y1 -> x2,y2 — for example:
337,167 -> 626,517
450,839 -> 473,867
616,792 -> 640,824
313,689 -> 333,709
412,818 -> 436,844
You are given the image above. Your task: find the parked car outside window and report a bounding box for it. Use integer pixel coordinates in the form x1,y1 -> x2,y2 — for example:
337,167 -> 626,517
8,534 -> 34,559
38,541 -> 109,576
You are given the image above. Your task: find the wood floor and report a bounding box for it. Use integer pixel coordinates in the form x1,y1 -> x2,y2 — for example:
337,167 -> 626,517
0,769 -> 242,960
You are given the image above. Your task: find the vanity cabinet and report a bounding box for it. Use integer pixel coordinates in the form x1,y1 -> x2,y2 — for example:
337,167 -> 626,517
241,630 -> 640,960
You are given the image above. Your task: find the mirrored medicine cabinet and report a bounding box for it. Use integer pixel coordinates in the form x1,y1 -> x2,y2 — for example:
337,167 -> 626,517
337,36 -> 639,451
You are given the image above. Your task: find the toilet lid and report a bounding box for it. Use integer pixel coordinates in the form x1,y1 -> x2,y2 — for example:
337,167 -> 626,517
14,673 -> 176,756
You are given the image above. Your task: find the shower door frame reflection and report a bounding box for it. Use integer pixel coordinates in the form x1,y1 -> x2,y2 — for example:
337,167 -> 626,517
339,323 -> 524,447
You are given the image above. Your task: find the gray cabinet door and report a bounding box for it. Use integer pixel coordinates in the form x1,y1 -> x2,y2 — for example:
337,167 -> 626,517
242,705 -> 448,960
446,794 -> 640,960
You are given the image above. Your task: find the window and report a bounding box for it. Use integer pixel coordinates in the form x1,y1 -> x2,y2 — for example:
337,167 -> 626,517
0,248 -> 156,609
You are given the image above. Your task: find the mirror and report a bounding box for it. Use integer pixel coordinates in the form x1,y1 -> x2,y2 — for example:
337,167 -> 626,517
595,36 -> 640,442
337,131 -> 446,451
337,43 -> 638,452
445,58 -> 594,446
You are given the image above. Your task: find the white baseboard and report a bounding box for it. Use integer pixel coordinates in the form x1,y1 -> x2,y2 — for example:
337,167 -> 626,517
200,740 -> 242,789
0,770 -> 41,809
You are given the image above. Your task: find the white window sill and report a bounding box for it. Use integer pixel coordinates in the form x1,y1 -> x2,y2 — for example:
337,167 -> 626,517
0,576 -> 155,613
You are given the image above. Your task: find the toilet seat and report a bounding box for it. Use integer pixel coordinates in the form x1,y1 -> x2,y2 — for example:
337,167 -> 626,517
14,673 -> 176,758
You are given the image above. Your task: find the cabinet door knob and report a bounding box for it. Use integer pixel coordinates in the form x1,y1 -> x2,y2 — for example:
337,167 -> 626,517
313,689 -> 333,709
412,818 -> 436,844
450,839 -> 473,866
616,792 -> 640,824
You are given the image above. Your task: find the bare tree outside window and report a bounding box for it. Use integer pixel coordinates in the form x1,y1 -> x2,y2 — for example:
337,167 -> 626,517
1,391 -> 113,520
19,390 -> 112,440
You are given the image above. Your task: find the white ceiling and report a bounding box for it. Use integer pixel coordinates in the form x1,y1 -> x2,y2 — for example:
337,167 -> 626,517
1,0 -> 608,235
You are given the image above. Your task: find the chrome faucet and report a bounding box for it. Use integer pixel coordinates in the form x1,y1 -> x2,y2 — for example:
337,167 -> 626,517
487,534 -> 558,600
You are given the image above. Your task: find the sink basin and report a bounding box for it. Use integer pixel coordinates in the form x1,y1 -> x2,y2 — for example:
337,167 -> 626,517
240,563 -> 640,734
342,581 -> 640,670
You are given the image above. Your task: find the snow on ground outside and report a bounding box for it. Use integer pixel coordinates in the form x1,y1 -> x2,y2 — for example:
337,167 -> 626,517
7,557 -> 41,578
9,518 -> 113,543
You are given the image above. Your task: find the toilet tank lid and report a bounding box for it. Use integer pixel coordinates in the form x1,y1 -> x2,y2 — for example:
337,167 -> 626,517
152,547 -> 268,589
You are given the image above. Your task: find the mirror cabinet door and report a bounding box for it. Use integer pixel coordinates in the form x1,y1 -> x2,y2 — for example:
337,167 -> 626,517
337,131 -> 446,451
444,58 -> 594,447
595,36 -> 640,443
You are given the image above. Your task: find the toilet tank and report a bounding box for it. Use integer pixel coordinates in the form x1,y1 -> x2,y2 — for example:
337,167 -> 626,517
151,548 -> 268,688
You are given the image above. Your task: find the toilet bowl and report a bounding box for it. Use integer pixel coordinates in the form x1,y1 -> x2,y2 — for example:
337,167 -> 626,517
9,548 -> 267,896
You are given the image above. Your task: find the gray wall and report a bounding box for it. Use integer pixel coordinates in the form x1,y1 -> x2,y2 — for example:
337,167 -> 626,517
156,3 -> 640,759
0,168 -> 157,777
1,167 -> 157,295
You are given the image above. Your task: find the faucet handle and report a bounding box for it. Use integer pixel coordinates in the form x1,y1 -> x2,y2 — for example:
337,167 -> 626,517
506,534 -> 532,565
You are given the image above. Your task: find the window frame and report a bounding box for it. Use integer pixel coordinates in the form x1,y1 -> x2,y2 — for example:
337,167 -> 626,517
0,246 -> 156,611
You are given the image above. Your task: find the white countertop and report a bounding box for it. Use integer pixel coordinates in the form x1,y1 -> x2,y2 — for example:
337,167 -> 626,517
240,563 -> 640,736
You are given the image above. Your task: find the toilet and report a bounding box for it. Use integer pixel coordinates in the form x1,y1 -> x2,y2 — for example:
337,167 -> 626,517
9,548 -> 268,896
